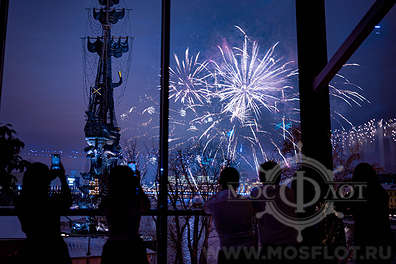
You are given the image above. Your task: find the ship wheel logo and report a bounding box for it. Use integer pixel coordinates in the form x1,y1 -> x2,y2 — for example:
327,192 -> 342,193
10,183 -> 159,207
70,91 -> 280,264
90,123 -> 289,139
255,155 -> 349,242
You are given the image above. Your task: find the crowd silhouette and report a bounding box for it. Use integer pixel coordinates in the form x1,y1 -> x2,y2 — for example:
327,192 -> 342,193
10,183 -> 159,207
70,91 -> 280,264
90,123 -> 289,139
11,161 -> 395,264
204,162 -> 395,264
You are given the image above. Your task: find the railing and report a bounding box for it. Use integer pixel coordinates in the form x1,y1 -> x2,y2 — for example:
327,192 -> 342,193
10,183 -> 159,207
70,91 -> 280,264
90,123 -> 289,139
0,208 -> 208,216
0,207 -> 210,260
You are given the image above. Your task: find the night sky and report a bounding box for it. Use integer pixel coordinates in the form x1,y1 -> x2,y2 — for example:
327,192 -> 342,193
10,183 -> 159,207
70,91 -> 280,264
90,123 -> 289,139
1,0 -> 396,172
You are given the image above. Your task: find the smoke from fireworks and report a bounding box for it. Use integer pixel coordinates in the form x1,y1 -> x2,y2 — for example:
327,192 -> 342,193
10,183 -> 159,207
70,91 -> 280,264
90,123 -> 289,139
121,26 -> 369,171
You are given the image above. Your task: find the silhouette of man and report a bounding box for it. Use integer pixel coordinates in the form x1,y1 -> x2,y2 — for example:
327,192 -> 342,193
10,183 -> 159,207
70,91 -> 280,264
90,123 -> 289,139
101,166 -> 150,264
16,162 -> 72,264
204,167 -> 256,264
250,161 -> 297,263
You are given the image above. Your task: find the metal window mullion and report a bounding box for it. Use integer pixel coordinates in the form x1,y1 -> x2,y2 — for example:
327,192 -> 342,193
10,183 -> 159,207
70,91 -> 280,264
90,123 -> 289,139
0,0 -> 9,111
158,0 -> 171,263
313,0 -> 396,91
295,0 -> 333,248
296,0 -> 333,169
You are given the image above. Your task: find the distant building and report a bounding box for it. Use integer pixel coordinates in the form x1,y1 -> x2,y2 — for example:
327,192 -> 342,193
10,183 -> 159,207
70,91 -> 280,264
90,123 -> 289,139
332,118 -> 396,173
383,184 -> 396,212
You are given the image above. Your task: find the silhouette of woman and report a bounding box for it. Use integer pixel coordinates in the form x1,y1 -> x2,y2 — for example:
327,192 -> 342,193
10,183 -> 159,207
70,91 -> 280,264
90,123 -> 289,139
351,163 -> 394,263
101,166 -> 150,264
16,162 -> 72,264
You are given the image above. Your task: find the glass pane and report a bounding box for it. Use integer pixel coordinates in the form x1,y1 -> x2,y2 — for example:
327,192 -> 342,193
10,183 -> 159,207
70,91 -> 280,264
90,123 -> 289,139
170,0 -> 299,177
0,0 -> 160,261
0,0 -> 160,206
327,0 -> 396,177
327,0 -> 396,260
169,0 -> 298,262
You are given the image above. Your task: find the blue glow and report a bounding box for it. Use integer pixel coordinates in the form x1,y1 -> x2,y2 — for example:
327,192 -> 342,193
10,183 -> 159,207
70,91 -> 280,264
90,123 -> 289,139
201,157 -> 213,165
374,25 -> 382,35
227,128 -> 234,138
275,122 -> 292,130
67,177 -> 75,187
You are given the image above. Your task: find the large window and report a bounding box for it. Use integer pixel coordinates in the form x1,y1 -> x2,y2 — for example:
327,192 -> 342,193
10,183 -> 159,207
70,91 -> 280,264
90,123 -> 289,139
165,0 -> 298,262
1,0 -> 395,263
327,0 -> 396,179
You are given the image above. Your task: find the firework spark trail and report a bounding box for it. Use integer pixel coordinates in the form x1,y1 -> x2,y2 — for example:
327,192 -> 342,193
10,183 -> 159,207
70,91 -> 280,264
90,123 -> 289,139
330,71 -> 370,107
212,27 -> 296,124
327,64 -> 370,128
169,48 -> 212,107
271,139 -> 289,167
332,111 -> 354,130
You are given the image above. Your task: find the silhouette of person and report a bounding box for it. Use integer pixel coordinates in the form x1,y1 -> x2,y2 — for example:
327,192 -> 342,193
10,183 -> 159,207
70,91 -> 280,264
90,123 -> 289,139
16,162 -> 72,264
250,161 -> 297,263
204,167 -> 256,264
101,166 -> 150,264
350,163 -> 395,263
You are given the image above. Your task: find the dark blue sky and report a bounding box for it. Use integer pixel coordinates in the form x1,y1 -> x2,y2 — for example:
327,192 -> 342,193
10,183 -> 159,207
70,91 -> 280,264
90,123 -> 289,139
1,0 -> 395,171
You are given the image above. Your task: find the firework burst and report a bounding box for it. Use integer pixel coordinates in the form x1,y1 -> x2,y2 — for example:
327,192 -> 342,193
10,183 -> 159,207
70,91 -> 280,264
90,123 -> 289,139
121,26 -> 370,174
212,26 -> 296,124
169,48 -> 212,108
